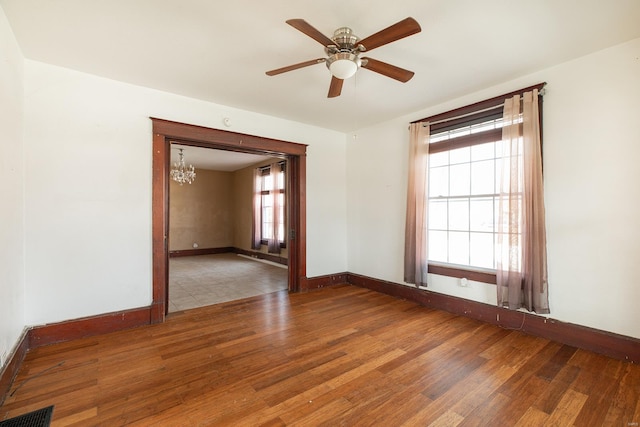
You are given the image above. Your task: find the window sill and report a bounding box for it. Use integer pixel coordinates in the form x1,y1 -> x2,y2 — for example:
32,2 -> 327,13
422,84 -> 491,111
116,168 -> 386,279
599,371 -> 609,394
427,263 -> 497,285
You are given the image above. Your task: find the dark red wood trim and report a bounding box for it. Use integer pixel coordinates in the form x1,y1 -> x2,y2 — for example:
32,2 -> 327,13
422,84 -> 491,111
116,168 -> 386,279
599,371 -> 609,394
28,306 -> 152,349
428,264 -> 497,285
232,248 -> 288,266
297,155 -> 307,292
347,273 -> 640,364
152,118 -> 307,308
303,272 -> 349,291
0,330 -> 29,406
152,131 -> 168,323
412,82 -> 546,125
151,118 -> 307,156
169,247 -> 234,258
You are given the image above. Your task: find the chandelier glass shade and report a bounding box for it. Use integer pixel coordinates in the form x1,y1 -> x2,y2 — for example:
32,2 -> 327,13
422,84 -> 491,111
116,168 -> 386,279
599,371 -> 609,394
170,148 -> 196,185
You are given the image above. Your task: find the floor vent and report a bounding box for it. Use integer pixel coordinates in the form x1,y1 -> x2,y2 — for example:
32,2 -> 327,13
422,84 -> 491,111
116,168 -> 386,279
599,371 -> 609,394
0,406 -> 53,427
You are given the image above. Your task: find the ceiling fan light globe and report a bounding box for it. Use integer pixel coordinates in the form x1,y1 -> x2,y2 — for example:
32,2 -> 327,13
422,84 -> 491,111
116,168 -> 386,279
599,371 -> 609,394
327,52 -> 361,80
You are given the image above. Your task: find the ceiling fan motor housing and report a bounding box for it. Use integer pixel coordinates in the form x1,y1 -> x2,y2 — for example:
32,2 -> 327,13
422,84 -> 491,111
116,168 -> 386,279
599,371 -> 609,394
332,27 -> 359,49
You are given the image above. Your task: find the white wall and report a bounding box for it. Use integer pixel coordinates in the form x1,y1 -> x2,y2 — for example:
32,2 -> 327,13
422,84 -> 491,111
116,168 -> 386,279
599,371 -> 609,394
0,6 -> 25,370
347,37 -> 640,339
23,60 -> 347,325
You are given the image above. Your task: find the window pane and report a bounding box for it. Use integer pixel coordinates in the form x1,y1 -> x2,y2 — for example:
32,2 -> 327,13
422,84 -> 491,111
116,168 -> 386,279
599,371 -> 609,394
448,231 -> 469,265
429,230 -> 448,263
449,146 -> 470,164
429,166 -> 449,197
470,159 -> 495,195
470,197 -> 494,232
429,151 -> 448,167
428,199 -> 447,230
470,232 -> 494,269
262,194 -> 272,209
263,174 -> 273,191
262,208 -> 272,223
262,215 -> 272,239
449,163 -> 470,196
448,199 -> 469,231
471,142 -> 495,161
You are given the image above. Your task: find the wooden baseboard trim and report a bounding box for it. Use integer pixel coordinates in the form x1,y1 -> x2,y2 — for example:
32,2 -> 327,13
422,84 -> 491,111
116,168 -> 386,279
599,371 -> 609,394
169,247 -> 234,258
169,246 -> 290,267
28,306 -> 153,349
232,248 -> 288,266
303,272 -> 349,291
0,329 -> 29,406
347,272 -> 640,364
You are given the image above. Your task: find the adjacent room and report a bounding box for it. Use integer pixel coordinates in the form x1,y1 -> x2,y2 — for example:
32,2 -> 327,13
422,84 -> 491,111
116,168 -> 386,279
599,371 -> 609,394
1,1 -> 639,425
168,145 -> 288,311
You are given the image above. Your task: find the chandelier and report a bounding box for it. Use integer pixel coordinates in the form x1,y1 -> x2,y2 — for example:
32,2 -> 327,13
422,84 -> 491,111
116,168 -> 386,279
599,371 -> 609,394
170,148 -> 196,185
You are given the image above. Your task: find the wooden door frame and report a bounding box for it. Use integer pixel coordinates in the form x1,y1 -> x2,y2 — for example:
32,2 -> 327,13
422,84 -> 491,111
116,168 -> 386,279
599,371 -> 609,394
151,118 -> 307,323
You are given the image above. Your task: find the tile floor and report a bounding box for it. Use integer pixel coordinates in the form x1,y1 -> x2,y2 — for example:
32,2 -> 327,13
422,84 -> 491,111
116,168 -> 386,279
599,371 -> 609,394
168,253 -> 288,312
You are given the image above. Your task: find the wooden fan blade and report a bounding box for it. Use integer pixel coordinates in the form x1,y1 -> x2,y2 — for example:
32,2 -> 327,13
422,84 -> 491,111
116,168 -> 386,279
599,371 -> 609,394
328,76 -> 343,98
266,58 -> 325,76
358,17 -> 421,52
361,57 -> 415,82
286,19 -> 334,46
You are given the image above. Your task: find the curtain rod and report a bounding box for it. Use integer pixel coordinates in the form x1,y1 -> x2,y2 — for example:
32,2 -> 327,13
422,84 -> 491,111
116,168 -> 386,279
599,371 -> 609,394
412,83 -> 546,127
421,87 -> 545,127
422,103 -> 503,127
258,160 -> 286,170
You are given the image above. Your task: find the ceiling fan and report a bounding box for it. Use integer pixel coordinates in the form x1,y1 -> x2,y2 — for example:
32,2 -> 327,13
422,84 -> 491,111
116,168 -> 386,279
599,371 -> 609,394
265,17 -> 421,98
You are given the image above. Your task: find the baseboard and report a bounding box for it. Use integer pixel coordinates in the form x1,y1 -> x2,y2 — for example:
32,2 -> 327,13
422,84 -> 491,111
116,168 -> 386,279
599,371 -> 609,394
169,247 -> 234,257
232,248 -> 288,266
303,272 -> 349,291
169,246 -> 290,267
347,272 -> 640,364
28,306 -> 153,348
0,329 -> 29,406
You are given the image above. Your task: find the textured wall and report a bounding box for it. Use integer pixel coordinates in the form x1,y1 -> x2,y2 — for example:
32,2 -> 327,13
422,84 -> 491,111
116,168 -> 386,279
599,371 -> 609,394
169,168 -> 234,251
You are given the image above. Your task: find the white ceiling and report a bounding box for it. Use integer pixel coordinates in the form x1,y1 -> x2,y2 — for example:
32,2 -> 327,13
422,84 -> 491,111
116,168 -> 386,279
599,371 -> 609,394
2,0 -> 640,134
171,144 -> 274,172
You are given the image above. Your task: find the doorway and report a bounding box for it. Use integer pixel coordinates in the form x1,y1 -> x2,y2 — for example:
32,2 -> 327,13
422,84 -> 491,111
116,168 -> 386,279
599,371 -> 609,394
151,118 -> 307,323
168,145 -> 288,311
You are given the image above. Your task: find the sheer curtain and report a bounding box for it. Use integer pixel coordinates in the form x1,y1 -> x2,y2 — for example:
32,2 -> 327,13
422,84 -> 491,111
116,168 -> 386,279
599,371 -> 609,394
497,89 -> 550,313
252,163 -> 285,254
251,167 -> 262,250
268,162 -> 284,254
404,123 -> 430,286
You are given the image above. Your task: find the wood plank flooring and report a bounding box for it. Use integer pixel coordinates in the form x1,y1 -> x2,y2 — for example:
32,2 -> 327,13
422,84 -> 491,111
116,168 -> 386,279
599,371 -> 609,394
2,284 -> 639,426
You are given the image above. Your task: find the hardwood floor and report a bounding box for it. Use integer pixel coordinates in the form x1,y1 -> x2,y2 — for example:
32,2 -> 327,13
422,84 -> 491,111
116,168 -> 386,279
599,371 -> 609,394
2,285 -> 638,426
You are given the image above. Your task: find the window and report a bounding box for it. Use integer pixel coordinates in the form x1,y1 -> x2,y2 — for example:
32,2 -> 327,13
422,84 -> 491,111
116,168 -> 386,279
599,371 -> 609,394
427,117 -> 509,270
258,164 -> 285,244
406,84 -> 548,311
405,83 -> 545,285
253,162 -> 286,252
